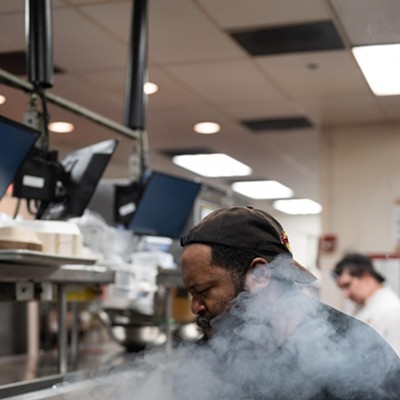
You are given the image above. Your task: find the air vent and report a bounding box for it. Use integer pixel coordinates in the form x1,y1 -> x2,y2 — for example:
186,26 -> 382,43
161,147 -> 214,157
0,51 -> 64,76
230,20 -> 344,56
241,117 -> 313,131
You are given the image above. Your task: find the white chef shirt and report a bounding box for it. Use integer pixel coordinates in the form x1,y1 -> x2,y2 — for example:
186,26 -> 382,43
355,286 -> 400,356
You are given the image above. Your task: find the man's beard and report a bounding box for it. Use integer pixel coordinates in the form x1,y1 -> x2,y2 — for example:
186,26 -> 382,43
195,277 -> 246,337
196,315 -> 211,330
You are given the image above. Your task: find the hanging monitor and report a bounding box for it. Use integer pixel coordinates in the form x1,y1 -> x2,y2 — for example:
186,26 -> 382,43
127,171 -> 202,239
40,138 -> 119,219
0,115 -> 39,199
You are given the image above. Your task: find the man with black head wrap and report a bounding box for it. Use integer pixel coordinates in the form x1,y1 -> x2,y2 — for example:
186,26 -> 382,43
174,206 -> 400,399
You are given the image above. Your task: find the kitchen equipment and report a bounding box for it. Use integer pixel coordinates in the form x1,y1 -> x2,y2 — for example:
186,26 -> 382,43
97,309 -> 166,352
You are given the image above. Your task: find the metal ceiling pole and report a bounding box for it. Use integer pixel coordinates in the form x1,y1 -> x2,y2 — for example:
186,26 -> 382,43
25,0 -> 54,152
123,0 -> 150,182
25,0 -> 54,89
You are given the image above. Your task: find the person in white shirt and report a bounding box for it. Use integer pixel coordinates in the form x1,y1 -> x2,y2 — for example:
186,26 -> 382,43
333,253 -> 400,356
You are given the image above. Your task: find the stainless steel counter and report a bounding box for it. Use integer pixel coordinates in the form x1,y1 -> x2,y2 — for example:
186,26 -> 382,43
0,256 -> 115,376
0,341 -> 128,399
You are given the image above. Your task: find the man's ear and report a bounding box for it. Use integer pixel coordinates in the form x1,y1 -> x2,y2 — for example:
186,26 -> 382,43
245,257 -> 271,291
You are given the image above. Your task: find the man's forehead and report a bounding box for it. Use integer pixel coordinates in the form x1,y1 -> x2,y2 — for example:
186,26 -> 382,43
337,270 -> 354,286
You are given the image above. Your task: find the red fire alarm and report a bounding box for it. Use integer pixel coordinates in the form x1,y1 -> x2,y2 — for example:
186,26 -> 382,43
320,234 -> 337,252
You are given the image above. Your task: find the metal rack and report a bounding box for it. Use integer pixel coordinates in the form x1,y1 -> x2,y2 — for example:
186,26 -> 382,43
0,258 -> 114,376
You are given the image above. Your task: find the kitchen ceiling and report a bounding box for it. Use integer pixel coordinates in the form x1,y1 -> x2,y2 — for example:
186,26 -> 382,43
1,0 -> 400,211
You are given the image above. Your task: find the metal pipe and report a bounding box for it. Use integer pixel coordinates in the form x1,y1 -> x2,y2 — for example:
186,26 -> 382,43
57,284 -> 67,374
123,0 -> 148,130
70,302 -> 79,369
0,68 -> 140,141
25,0 -> 54,88
124,0 -> 150,181
164,285 -> 173,355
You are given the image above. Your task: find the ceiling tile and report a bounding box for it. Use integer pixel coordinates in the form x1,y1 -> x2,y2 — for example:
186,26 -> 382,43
78,1 -> 131,44
166,59 -> 285,104
330,0 -> 400,45
219,99 -> 304,120
377,96 -> 400,122
0,0 -> 24,14
147,0 -> 245,64
256,50 -> 371,98
52,8 -> 127,72
50,74 -> 123,120
145,67 -> 206,109
0,13 -> 25,52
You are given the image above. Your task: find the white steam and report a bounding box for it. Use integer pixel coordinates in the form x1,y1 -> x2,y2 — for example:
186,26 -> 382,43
54,256 -> 399,399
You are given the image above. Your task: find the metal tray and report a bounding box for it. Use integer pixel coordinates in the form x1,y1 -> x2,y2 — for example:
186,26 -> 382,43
0,249 -> 98,267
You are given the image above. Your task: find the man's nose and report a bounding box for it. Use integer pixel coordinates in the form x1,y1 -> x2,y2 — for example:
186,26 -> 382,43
191,293 -> 206,315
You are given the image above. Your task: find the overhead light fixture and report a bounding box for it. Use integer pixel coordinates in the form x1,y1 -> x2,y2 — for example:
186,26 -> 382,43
0,95 -> 6,105
231,180 -> 293,200
352,44 -> 400,96
144,82 -> 158,95
173,153 -> 251,177
273,198 -> 322,215
48,121 -> 74,133
193,122 -> 221,134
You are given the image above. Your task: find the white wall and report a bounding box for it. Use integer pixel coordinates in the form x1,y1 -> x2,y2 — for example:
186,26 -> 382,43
276,213 -> 321,274
319,122 -> 400,309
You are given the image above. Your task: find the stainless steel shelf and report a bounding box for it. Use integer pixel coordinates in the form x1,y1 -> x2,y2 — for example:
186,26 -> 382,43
0,256 -> 115,376
0,263 -> 114,284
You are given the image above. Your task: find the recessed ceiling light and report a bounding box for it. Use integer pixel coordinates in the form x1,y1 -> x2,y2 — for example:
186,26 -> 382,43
173,153 -> 251,177
144,82 -> 158,95
48,121 -> 74,133
193,122 -> 221,134
0,95 -> 6,105
231,180 -> 293,200
273,198 -> 322,215
352,44 -> 400,96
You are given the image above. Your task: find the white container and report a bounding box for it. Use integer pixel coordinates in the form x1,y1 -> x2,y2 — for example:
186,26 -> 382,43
13,220 -> 83,257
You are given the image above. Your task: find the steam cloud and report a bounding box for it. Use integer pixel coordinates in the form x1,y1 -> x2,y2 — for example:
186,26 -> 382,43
56,256 -> 399,399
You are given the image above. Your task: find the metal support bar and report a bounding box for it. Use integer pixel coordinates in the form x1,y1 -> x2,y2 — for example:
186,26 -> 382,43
57,284 -> 67,374
124,0 -> 148,130
0,68 -> 140,141
70,302 -> 79,369
164,285 -> 173,355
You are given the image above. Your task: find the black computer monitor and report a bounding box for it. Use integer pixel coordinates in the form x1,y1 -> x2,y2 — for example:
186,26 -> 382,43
127,171 -> 202,239
0,115 -> 39,199
41,138 -> 119,219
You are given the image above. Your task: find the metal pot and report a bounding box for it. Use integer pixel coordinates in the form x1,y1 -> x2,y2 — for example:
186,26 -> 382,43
97,309 -> 166,352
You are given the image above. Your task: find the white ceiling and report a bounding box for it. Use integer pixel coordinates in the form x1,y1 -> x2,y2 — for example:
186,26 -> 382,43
1,0 -> 400,211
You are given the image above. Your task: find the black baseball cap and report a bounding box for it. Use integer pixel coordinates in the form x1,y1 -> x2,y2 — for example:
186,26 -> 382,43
180,206 -> 316,284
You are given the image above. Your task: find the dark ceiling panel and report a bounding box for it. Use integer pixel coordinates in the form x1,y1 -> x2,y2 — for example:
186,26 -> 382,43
161,147 -> 214,157
241,116 -> 314,131
230,20 -> 345,56
0,50 -> 64,76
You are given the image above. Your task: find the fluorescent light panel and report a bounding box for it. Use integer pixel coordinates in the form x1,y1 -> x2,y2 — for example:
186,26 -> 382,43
231,180 -> 293,199
273,198 -> 322,215
173,153 -> 251,177
352,44 -> 400,96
